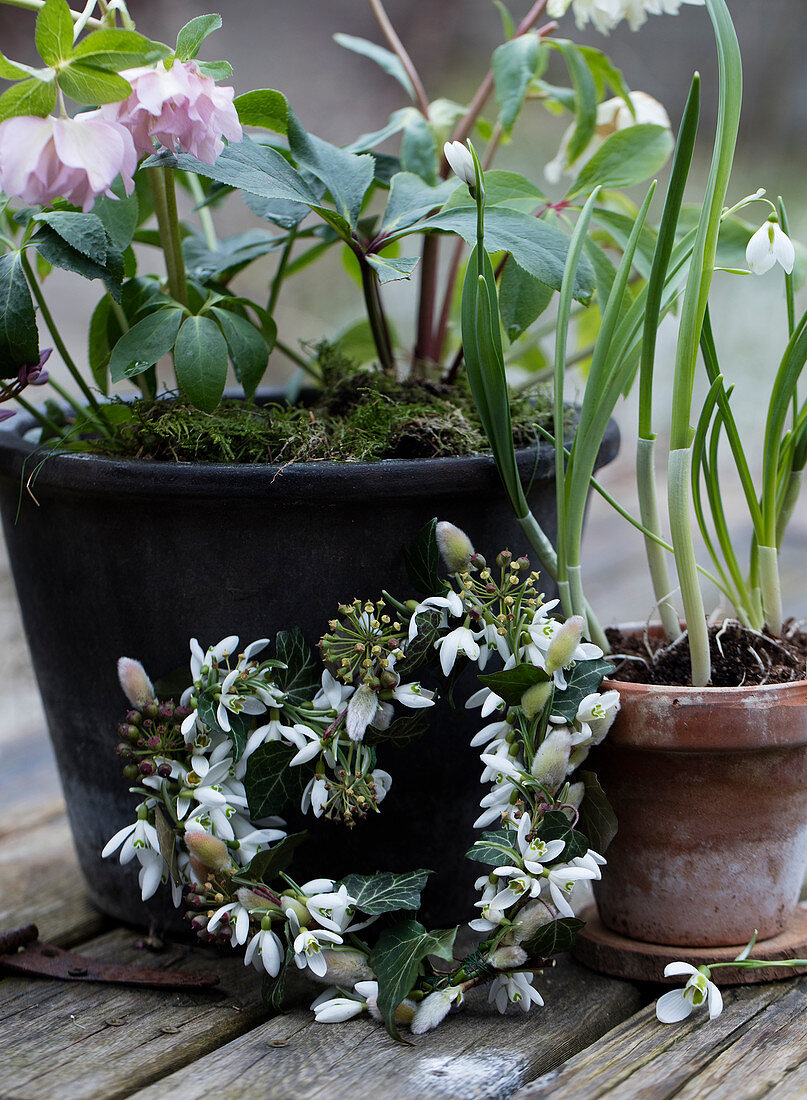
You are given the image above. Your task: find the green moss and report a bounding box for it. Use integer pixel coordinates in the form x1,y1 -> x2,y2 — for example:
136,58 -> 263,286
96,345 -> 559,464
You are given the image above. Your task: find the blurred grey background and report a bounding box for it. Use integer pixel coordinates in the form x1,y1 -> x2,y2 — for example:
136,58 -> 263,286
1,0 -> 806,747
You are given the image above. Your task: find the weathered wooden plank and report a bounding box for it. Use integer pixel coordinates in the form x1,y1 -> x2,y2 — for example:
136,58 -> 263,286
515,977 -> 807,1099
128,957 -> 642,1100
0,813 -> 104,946
0,927 -> 268,1100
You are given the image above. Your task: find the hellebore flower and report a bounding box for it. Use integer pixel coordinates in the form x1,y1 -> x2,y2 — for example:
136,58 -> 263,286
103,59 -> 242,163
746,218 -> 795,276
0,112 -> 137,211
547,0 -> 703,35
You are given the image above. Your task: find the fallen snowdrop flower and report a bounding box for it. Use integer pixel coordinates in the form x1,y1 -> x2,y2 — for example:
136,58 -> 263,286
655,962 -> 723,1024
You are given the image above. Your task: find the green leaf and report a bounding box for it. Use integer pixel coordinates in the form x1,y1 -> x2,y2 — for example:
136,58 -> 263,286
261,943 -> 293,1010
245,741 -> 310,819
492,32 -> 545,134
0,77 -> 56,122
183,229 -> 277,282
154,806 -> 179,884
234,89 -> 289,134
0,51 -> 32,80
444,169 -> 547,214
71,28 -> 171,68
108,308 -> 183,382
465,828 -> 520,868
578,46 -> 633,110
273,627 -> 319,707
30,223 -> 124,300
364,710 -> 430,748
569,124 -> 673,198
87,293 -> 121,393
32,212 -> 108,265
400,110 -> 437,184
551,40 -> 598,168
366,253 -> 419,284
57,62 -> 131,106
165,140 -> 320,211
243,191 -> 309,231
339,870 -> 432,915
0,253 -> 38,374
236,831 -> 308,884
35,0 -> 73,65
175,14 -> 222,61
287,114 -> 375,231
550,657 -> 615,722
536,809 -> 588,860
379,173 -> 457,236
499,261 -> 553,341
403,518 -> 440,595
522,917 -> 585,959
369,921 -> 457,1039
93,189 -> 139,252
416,206 -> 594,303
197,60 -> 232,81
207,306 -> 269,399
576,770 -> 617,853
333,33 -> 415,100
173,314 -> 228,412
478,664 -> 549,706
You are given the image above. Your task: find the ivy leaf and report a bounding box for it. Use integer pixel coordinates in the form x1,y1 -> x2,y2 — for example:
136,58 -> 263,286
244,741 -> 310,819
0,77 -> 57,122
273,628 -> 319,707
576,770 -> 618,853
338,870 -> 432,915
402,517 -> 440,595
174,314 -> 229,412
175,14 -> 222,61
235,832 -> 308,884
364,710 -> 430,748
0,253 -> 38,374
550,657 -> 615,722
522,917 -> 585,959
108,308 -> 184,382
536,809 -> 589,861
35,0 -> 73,65
478,664 -> 549,706
234,89 -> 289,134
369,920 -> 457,1039
465,828 -> 520,868
195,689 -> 251,761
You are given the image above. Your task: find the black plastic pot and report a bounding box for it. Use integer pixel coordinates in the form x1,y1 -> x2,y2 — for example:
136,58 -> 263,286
0,411 -> 619,930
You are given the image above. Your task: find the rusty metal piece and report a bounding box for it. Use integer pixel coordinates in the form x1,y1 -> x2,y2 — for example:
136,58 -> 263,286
0,924 -> 220,991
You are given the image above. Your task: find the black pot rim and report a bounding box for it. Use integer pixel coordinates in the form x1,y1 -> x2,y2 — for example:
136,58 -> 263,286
0,408 -> 620,501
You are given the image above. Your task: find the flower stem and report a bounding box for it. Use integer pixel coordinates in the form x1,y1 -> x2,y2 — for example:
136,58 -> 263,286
358,254 -> 394,374
0,0 -> 102,23
184,172 -> 218,252
148,168 -> 188,308
367,0 -> 431,118
20,252 -> 110,426
14,392 -> 68,439
268,225 -> 298,317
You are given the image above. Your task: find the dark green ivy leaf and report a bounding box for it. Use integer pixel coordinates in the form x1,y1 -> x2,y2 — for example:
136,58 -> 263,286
402,517 -> 440,595
369,920 -> 457,1039
338,869 -> 432,915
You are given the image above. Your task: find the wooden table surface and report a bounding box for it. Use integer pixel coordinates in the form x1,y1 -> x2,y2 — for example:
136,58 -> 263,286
2,725 -> 807,1100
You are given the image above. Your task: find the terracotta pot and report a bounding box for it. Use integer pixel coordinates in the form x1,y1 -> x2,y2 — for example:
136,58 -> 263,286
592,667 -> 807,948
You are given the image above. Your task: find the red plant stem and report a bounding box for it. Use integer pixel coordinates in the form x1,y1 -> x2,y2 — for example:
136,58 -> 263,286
368,0 -> 430,118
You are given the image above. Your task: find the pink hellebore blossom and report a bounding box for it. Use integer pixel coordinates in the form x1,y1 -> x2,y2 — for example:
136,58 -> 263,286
0,112 -> 137,212
104,60 -> 242,164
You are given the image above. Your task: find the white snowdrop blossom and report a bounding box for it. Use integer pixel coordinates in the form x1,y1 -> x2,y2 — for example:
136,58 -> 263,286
575,691 -> 621,745
443,140 -> 476,187
546,863 -> 599,918
407,591 -> 464,642
437,625 -> 482,675
305,885 -> 358,934
656,963 -> 723,1024
244,926 -> 284,976
547,0 -> 703,36
746,218 -> 795,276
208,899 -> 253,947
489,971 -> 545,1014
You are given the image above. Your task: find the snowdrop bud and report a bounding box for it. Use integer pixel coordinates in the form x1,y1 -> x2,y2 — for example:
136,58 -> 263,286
443,140 -> 476,188
436,521 -> 476,573
410,988 -> 457,1034
345,683 -> 379,742
566,781 -> 585,811
521,680 -> 553,720
183,825 -> 232,873
280,895 -> 310,925
746,217 -> 795,276
318,949 -> 375,985
531,727 -> 572,792
488,945 -> 528,970
314,997 -> 365,1023
117,657 -> 156,708
545,616 -> 585,675
507,899 -> 558,944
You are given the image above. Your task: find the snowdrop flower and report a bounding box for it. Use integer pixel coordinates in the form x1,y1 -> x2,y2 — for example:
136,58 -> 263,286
407,591 -> 464,642
345,981 -> 417,1026
473,780 -> 513,828
216,667 -> 268,732
0,112 -> 137,211
572,849 -> 607,881
232,825 -> 286,865
437,625 -> 482,675
480,751 -> 527,785
312,669 -> 354,711
465,686 -> 506,718
545,863 -> 598,918
547,0 -> 703,36
391,681 -> 436,708
490,871 -> 543,911
470,719 -> 511,749
102,59 -> 241,163
286,723 -> 329,767
515,813 -> 566,874
137,848 -> 166,901
305,885 -> 357,934
443,140 -> 476,187
545,90 -> 670,183
746,217 -> 795,276
102,812 -> 160,866
244,925 -> 284,976
288,915 -> 344,978
301,774 -> 330,817
488,971 -> 545,1014
372,768 -> 393,803
575,691 -> 621,745
655,963 -> 723,1024
410,985 -> 464,1034
435,520 -> 475,572
469,902 -> 507,933
208,899 -> 252,947
312,994 -> 365,1023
